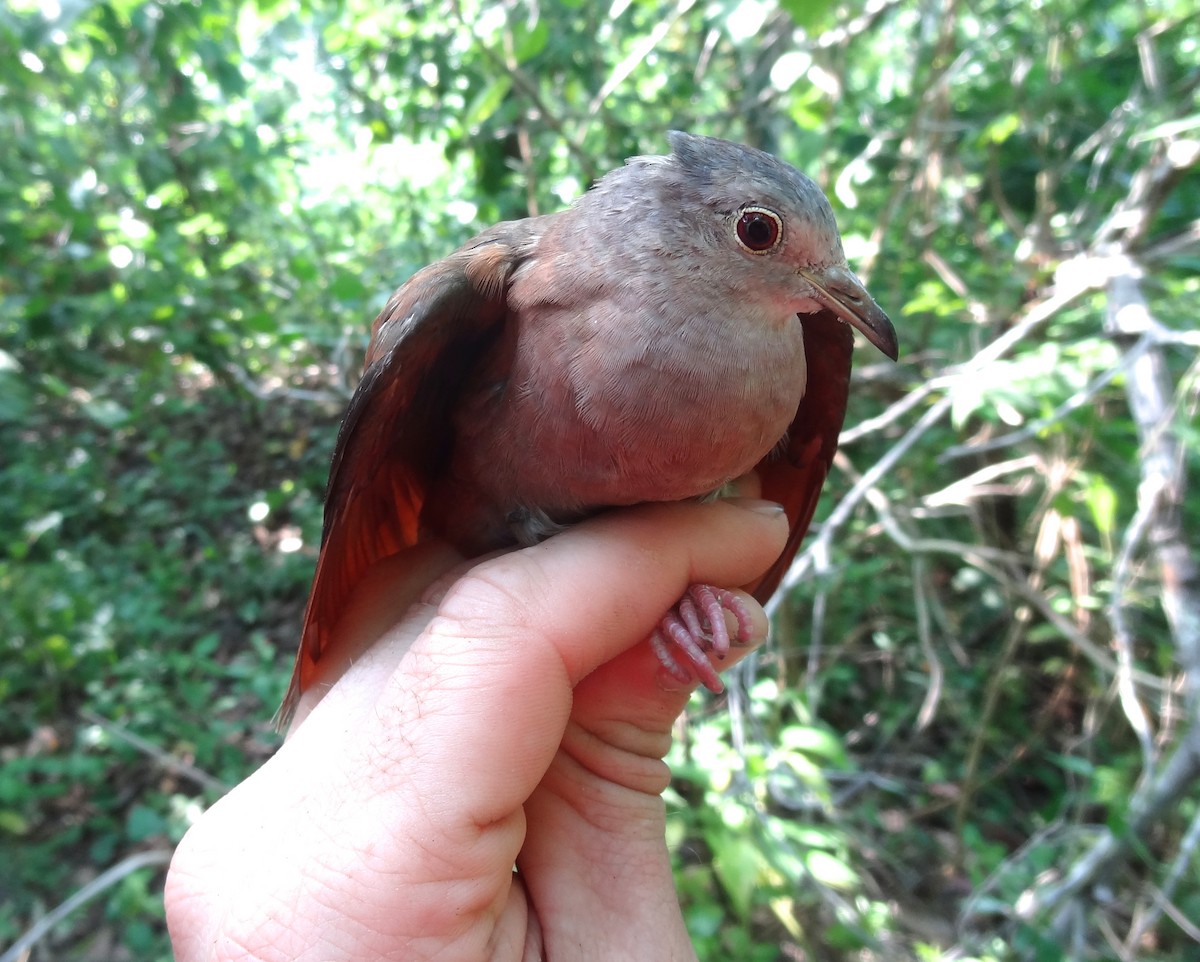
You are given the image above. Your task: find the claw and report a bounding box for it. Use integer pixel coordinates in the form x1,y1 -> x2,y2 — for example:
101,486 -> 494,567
650,629 -> 693,685
649,584 -> 757,694
688,584 -> 730,657
677,594 -> 706,644
714,586 -> 756,640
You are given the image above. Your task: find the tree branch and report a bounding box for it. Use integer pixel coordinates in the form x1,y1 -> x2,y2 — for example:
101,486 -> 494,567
0,849 -> 173,962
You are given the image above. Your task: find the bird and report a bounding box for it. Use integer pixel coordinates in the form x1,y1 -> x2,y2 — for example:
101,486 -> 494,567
278,131 -> 897,724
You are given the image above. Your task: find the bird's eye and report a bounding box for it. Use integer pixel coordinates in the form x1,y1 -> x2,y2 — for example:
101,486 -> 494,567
735,207 -> 783,254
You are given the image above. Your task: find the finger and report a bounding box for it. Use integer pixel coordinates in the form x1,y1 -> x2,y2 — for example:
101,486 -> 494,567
287,541 -> 464,730
371,497 -> 788,825
560,588 -> 769,792
197,498 -> 784,959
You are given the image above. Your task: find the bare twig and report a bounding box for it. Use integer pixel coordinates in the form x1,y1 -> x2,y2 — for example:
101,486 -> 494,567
1020,724 -> 1200,926
584,0 -> 694,121
775,272 -> 1094,604
0,849 -> 173,962
1140,219 -> 1200,262
922,248 -> 990,324
960,817 -> 1069,926
1124,806 -> 1200,949
839,376 -> 937,445
453,2 -> 598,183
1104,256 -> 1200,706
1017,115 -> 1200,942
1094,140 -> 1200,252
814,0 -> 906,50
80,708 -> 231,795
862,497 -> 1167,691
804,537 -> 833,715
858,0 -> 968,278
923,454 -> 1040,505
938,290 -> 1199,463
1109,471 -> 1163,773
500,19 -> 541,217
911,552 -> 943,730
939,340 -> 1144,461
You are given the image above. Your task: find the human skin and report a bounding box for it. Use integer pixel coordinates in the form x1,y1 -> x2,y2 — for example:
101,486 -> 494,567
165,495 -> 788,962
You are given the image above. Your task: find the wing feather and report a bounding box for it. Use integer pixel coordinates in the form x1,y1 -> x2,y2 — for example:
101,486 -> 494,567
278,232 -> 526,722
749,312 -> 854,603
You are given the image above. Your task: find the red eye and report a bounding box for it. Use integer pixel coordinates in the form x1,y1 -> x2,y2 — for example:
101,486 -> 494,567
735,207 -> 782,253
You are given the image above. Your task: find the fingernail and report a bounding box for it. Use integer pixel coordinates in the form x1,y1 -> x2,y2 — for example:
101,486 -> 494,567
725,497 -> 786,517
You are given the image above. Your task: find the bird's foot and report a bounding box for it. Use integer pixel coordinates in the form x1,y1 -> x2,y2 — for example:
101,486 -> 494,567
649,584 -> 756,693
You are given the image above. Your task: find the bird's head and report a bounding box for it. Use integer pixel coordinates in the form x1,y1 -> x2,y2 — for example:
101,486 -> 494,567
610,131 -> 898,361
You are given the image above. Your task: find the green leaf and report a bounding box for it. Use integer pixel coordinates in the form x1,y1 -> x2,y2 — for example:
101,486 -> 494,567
712,834 -> 764,917
177,213 -> 219,237
981,112 -> 1022,144
778,0 -> 836,32
779,725 -> 849,766
0,370 -> 33,424
804,850 -> 858,890
464,76 -> 513,128
1083,475 -> 1118,539
329,269 -> 367,302
126,804 -> 167,841
81,397 -> 131,428
512,19 -> 549,62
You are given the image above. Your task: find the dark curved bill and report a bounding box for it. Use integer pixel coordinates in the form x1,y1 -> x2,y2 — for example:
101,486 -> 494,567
798,265 -> 898,361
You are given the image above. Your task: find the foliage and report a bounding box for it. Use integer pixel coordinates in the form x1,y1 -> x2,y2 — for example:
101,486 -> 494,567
2,0 -> 1198,959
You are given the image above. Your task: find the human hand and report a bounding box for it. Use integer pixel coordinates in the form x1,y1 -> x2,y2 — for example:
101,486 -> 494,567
165,497 -> 788,962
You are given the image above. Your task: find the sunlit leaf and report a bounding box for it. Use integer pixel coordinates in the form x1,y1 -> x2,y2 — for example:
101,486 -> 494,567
804,850 -> 858,890
464,76 -> 513,129
712,835 -> 764,917
778,0 -> 837,32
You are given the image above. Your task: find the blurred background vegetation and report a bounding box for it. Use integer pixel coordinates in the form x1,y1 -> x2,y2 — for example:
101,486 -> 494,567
2,0 -> 1198,959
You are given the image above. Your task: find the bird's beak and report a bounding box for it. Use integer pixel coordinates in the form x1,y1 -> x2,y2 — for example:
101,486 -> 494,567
798,265 -> 898,361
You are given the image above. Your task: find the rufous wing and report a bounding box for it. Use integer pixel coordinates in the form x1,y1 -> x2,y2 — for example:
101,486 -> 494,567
278,229 -> 528,724
750,311 -> 855,603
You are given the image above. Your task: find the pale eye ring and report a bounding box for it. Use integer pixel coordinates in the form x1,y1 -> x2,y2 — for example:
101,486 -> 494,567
735,207 -> 783,254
